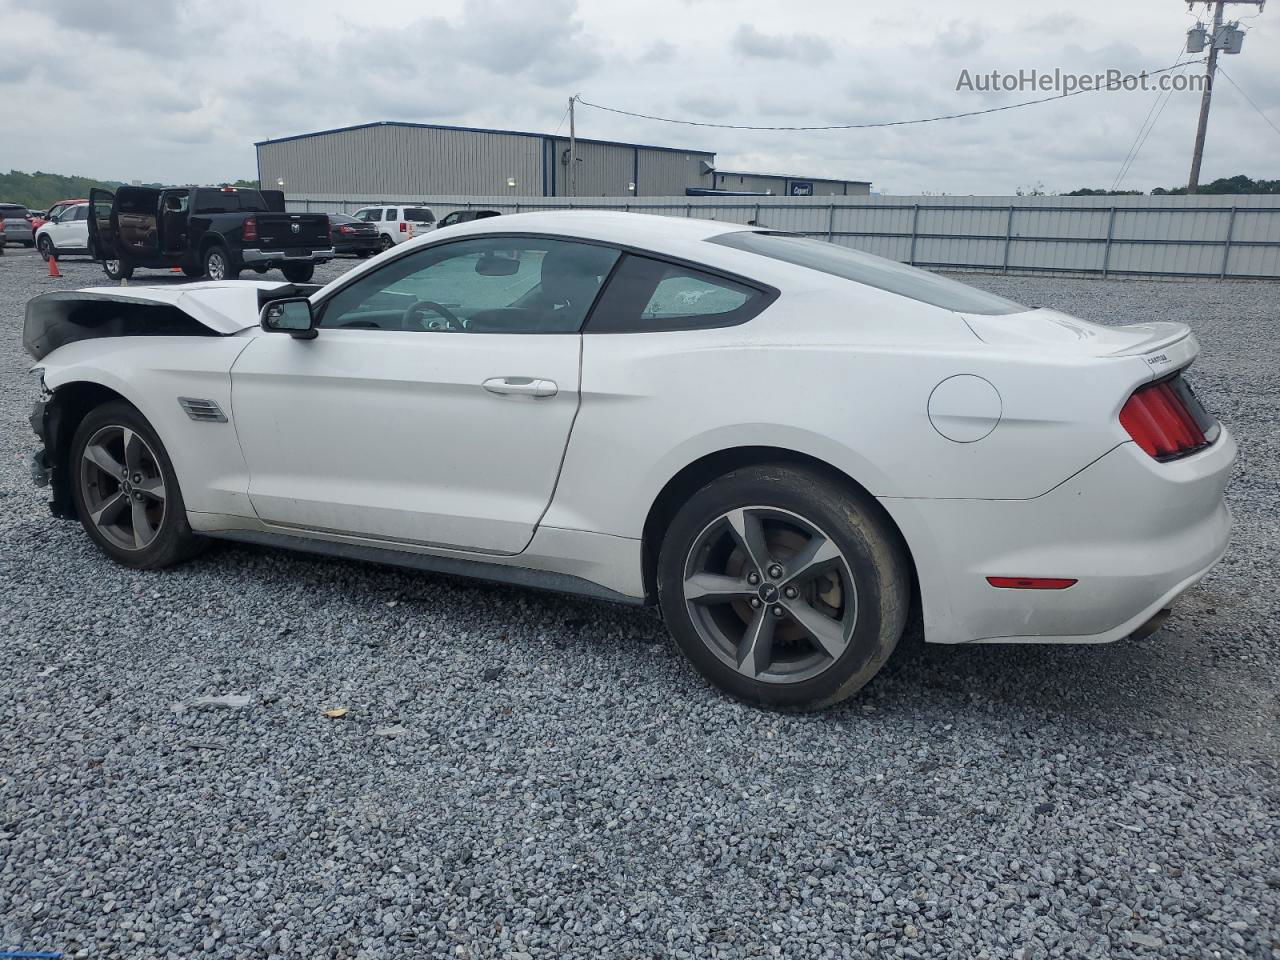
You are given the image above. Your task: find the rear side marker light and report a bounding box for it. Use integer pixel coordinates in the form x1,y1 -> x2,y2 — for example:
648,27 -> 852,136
1120,378 -> 1208,460
986,577 -> 1077,590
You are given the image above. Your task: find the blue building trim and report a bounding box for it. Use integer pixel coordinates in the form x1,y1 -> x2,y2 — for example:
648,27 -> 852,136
254,120 -> 714,158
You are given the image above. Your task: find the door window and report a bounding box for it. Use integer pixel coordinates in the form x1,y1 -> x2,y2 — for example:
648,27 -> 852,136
586,254 -> 770,332
69,204 -> 89,221
385,208 -> 398,221
319,237 -> 621,334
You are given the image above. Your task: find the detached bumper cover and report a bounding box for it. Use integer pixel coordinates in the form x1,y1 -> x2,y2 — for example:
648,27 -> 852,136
882,428 -> 1237,645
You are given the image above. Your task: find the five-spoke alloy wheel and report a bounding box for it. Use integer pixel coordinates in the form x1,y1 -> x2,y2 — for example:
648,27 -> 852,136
70,401 -> 203,569
658,464 -> 911,708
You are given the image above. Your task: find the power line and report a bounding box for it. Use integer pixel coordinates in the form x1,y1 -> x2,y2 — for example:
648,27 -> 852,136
1110,44 -> 1192,191
1216,64 -> 1280,140
576,61 -> 1205,132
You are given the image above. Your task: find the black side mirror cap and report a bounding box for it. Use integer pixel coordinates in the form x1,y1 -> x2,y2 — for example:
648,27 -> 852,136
260,297 -> 317,339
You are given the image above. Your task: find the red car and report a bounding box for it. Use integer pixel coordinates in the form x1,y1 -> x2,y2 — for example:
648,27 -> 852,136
29,198 -> 87,233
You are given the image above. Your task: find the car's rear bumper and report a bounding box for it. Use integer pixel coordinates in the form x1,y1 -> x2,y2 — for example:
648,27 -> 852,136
880,428 -> 1236,644
240,246 -> 336,266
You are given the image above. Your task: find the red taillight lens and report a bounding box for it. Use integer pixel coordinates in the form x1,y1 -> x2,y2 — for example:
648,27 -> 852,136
399,222 -> 408,232
338,224 -> 353,234
242,216 -> 258,243
1120,378 -> 1207,460
987,577 -> 1077,590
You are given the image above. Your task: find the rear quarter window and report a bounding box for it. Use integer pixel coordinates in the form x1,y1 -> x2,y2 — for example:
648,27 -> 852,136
587,254 -> 773,333
709,231 -> 1027,316
404,207 -> 435,223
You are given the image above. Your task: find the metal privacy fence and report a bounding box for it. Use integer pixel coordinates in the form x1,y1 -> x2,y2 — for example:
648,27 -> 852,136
286,193 -> 1280,280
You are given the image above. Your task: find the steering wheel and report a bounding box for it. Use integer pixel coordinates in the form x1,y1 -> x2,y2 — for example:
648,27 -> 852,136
402,299 -> 463,331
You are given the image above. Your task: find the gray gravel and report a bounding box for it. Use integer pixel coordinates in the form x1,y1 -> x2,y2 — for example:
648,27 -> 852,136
1,249 -> 1277,959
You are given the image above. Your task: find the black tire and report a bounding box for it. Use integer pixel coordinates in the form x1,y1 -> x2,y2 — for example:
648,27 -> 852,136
355,250 -> 372,259
379,234 -> 393,252
22,240 -> 35,248
251,265 -> 270,274
657,464 -> 910,709
103,258 -> 133,281
181,264 -> 203,278
69,401 -> 204,570
203,244 -> 238,281
37,235 -> 55,261
281,262 -> 315,283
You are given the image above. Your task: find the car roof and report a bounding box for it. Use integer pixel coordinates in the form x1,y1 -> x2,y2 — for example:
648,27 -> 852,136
434,210 -> 753,246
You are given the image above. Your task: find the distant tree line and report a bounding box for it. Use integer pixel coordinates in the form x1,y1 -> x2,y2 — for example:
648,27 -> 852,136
1064,175 -> 1279,197
0,170 -> 259,209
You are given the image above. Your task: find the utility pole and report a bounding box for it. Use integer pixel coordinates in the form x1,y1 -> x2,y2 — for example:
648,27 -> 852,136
568,95 -> 578,198
1185,0 -> 1264,193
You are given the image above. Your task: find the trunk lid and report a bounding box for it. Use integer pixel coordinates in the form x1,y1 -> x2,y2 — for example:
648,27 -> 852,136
961,308 -> 1196,371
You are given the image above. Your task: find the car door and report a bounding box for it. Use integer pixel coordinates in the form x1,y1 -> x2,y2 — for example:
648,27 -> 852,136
57,203 -> 90,250
87,189 -> 117,261
114,186 -> 162,261
230,235 -> 622,555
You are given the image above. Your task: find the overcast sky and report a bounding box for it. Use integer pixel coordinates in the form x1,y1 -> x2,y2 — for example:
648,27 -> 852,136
2,0 -> 1276,195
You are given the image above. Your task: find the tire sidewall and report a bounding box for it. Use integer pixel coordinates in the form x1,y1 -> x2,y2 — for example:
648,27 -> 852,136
38,235 -> 54,261
204,245 -> 231,280
657,464 -> 909,709
281,263 -> 315,283
69,401 -> 196,569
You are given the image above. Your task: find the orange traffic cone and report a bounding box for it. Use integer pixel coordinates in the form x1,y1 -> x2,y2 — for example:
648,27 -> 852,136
47,256 -> 61,278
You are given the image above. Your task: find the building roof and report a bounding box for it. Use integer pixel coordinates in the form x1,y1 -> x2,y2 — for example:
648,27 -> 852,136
715,169 -> 871,185
255,121 -> 716,158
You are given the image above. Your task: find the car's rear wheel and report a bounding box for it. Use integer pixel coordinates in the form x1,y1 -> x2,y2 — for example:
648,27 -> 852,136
203,245 -> 237,281
103,258 -> 133,281
281,262 -> 315,283
657,464 -> 910,709
70,401 -> 203,569
37,235 -> 55,261
379,234 -> 393,251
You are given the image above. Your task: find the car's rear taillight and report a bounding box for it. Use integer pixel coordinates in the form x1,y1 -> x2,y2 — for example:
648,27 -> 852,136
1120,375 -> 1213,461
338,224 -> 353,234
242,216 -> 258,243
400,222 -> 408,233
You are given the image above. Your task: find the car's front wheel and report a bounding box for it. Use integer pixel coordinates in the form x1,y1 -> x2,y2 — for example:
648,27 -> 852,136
37,235 -> 55,261
102,258 -> 133,281
70,401 -> 203,569
658,464 -> 910,709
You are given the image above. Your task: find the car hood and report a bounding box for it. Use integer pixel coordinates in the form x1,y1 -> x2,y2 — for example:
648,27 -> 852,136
961,307 -> 1193,359
62,281 -> 299,334
23,281 -> 316,361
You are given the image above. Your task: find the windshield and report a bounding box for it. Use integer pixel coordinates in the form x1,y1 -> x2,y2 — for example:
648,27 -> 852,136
709,231 -> 1027,316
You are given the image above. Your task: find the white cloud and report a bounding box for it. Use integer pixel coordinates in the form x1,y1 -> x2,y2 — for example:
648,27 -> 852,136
0,0 -> 1276,194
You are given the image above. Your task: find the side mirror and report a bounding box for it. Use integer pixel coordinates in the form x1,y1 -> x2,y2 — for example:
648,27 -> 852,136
475,253 -> 520,277
260,298 -> 317,339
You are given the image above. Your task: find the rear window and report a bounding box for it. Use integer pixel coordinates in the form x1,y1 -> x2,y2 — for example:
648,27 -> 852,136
709,231 -> 1028,316
193,189 -> 270,214
0,205 -> 30,219
404,207 -> 435,223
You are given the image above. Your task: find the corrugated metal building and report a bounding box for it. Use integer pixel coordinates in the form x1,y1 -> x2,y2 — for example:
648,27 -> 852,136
710,169 -> 872,196
255,121 -> 717,199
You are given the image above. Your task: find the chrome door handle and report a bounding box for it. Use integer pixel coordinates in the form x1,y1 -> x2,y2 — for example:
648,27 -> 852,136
482,377 -> 558,398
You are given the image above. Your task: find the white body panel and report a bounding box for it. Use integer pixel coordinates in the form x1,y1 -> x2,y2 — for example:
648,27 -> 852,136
229,328 -> 580,554
33,211 -> 1235,645
36,203 -> 90,252
352,206 -> 436,246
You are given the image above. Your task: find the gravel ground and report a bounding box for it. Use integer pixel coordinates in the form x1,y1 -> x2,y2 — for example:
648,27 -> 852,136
1,249 -> 1277,959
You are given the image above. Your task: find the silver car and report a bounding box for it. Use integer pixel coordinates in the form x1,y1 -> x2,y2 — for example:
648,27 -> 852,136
0,203 -> 34,246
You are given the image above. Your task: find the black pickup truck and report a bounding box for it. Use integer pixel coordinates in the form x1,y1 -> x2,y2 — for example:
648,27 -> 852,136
88,186 -> 333,282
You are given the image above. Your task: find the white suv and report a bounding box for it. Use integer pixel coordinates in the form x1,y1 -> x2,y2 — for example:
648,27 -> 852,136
35,202 -> 90,261
351,205 -> 437,251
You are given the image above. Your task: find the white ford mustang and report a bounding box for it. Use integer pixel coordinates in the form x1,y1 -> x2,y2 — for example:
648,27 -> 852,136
25,212 -> 1235,707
